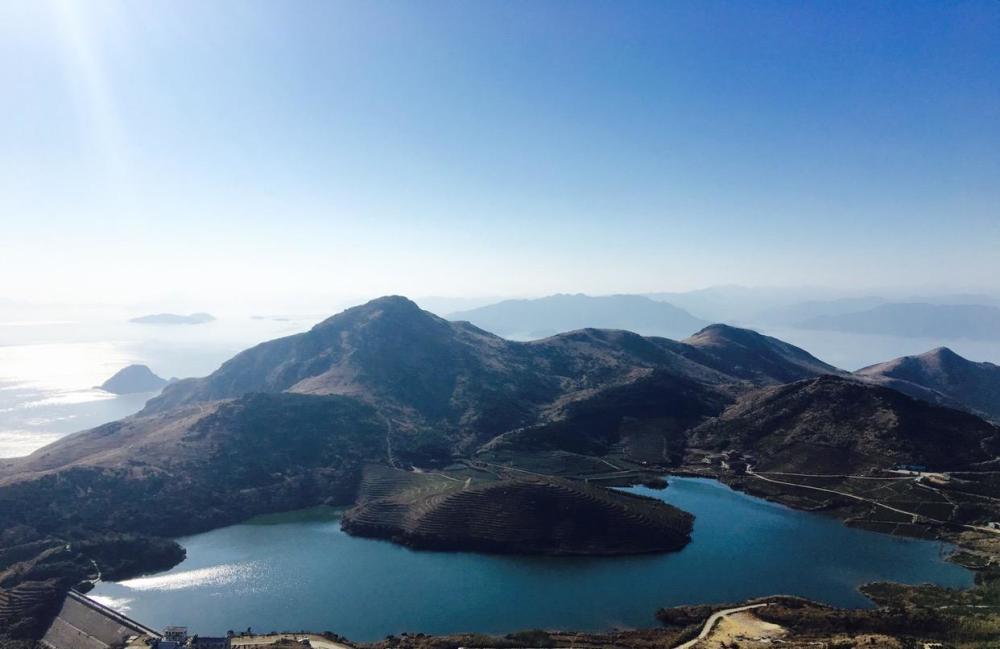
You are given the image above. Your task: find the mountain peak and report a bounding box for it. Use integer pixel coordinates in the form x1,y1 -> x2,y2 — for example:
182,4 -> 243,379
681,323 -> 841,384
686,323 -> 765,346
922,346 -> 960,361
366,295 -> 421,310
313,295 -> 426,330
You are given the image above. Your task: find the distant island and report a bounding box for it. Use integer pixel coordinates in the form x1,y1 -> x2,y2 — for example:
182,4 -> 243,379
129,312 -> 215,325
99,364 -> 169,394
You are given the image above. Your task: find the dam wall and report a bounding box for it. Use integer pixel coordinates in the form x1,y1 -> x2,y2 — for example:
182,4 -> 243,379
41,590 -> 161,649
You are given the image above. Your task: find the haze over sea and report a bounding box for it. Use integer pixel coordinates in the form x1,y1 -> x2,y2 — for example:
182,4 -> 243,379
0,312 -> 310,458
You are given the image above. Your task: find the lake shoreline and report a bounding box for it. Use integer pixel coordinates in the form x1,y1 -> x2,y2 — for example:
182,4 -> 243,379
89,475 -> 972,640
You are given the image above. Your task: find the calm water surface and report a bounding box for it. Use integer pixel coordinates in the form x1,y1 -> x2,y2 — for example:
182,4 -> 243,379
90,477 -> 972,639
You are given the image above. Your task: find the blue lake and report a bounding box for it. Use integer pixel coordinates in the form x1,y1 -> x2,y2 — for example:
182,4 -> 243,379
90,476 -> 972,640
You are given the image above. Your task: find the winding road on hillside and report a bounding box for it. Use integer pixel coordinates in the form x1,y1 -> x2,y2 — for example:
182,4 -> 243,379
746,467 -> 1000,535
672,603 -> 769,649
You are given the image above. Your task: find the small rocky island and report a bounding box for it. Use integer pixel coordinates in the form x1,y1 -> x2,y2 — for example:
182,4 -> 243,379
130,312 -> 215,325
99,364 -> 169,394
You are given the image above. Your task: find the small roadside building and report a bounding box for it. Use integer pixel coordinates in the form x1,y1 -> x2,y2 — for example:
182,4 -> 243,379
191,636 -> 230,649
164,627 -> 189,644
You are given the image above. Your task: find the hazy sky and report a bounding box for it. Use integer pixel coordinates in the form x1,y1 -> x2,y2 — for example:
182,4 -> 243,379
1,1 -> 998,310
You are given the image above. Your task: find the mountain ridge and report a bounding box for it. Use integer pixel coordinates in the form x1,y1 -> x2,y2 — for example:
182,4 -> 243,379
143,296 -> 840,456
689,374 -> 1000,474
857,347 -> 1000,422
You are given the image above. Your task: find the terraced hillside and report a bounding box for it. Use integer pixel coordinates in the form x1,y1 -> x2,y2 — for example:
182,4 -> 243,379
343,465 -> 693,554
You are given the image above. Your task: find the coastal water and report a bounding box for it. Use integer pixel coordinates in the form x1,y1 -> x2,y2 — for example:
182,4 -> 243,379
755,326 -> 1000,371
0,314 -> 313,458
90,477 -> 972,640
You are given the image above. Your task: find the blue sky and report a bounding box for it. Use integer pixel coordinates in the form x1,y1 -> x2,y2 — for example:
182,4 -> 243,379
1,1 -> 998,309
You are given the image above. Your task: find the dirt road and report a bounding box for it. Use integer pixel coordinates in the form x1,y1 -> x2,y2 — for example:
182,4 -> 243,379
672,603 -> 769,649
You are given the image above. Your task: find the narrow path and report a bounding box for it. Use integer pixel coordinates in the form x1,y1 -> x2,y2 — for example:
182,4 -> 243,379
914,480 -> 959,518
672,603 -> 769,649
418,470 -> 461,482
747,467 -> 1000,535
378,411 -> 398,468
595,456 -> 624,471
475,460 -> 553,479
763,471 -> 913,480
749,467 -> 920,518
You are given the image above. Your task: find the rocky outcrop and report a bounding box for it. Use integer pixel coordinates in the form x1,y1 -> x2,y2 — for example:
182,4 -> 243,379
99,365 -> 167,394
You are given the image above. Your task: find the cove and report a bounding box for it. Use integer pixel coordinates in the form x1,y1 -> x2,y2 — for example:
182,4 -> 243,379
89,477 -> 972,640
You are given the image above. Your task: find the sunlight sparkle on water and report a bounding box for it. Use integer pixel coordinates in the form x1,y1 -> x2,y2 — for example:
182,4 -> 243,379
0,341 -> 134,393
0,430 -> 66,458
118,563 -> 261,592
88,595 -> 134,613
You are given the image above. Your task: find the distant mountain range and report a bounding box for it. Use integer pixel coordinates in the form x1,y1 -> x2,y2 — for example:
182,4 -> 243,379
750,296 -> 889,325
19,296 -> 998,480
129,312 -> 215,325
449,290 -> 1000,344
644,285 -> 847,324
447,293 -> 708,340
798,303 -> 1000,340
145,297 -> 826,454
